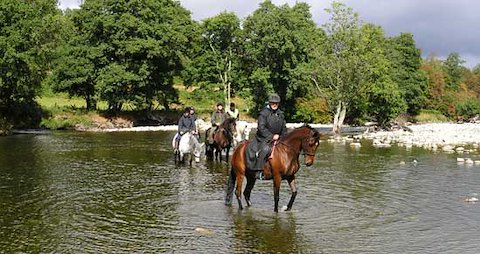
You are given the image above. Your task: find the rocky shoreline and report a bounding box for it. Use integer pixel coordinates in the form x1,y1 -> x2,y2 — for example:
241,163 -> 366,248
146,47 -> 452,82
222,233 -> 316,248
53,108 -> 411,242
359,123 -> 480,154
73,119 -> 480,154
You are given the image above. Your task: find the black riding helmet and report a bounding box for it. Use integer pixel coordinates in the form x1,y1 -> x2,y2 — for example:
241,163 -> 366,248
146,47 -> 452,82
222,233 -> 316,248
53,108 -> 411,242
268,93 -> 281,103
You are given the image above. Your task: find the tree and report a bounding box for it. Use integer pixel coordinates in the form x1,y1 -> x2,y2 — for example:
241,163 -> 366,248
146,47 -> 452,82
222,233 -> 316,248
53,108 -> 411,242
0,0 -> 61,128
241,1 -> 320,117
49,9 -> 98,110
189,12 -> 242,105
421,56 -> 447,110
387,33 -> 427,115
307,2 -> 405,132
443,52 -> 465,91
53,0 -> 197,112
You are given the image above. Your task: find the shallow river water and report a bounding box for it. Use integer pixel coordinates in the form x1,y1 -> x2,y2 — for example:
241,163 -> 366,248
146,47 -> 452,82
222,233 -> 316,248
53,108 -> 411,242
1,131 -> 480,253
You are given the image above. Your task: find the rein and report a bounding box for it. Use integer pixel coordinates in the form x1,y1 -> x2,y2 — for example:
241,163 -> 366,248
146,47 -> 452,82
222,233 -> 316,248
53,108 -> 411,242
273,138 -> 316,157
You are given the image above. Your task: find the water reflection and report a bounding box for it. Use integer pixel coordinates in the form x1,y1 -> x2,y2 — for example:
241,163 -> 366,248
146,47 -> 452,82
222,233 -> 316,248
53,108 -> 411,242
228,209 -> 310,253
2,131 -> 480,253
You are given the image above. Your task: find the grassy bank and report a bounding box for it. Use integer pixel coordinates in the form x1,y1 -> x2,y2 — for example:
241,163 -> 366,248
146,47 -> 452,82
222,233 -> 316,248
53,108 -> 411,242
36,89 -> 254,130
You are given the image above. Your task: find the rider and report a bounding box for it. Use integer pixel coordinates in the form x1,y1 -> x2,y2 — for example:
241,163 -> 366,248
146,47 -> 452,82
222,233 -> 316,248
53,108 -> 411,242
189,106 -> 199,140
208,102 -> 226,144
175,107 -> 196,151
226,102 -> 239,120
251,93 -> 287,179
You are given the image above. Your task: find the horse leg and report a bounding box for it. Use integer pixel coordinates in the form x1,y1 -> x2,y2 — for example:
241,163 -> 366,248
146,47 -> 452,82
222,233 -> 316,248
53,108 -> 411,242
243,176 -> 256,206
225,147 -> 230,163
285,176 -> 297,211
225,167 -> 236,206
273,174 -> 282,212
235,172 -> 245,210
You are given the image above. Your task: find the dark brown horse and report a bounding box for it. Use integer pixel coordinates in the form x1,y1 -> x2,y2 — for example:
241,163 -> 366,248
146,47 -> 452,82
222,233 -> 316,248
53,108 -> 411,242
205,117 -> 237,162
225,125 -> 321,212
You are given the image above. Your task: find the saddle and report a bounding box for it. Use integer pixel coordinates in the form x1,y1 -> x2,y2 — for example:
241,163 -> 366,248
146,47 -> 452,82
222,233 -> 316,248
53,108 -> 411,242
245,139 -> 272,171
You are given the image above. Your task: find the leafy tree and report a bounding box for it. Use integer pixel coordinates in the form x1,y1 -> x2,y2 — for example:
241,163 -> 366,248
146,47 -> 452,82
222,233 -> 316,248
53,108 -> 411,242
241,1 -> 320,117
308,1 -> 369,133
0,0 -> 61,128
473,64 -> 480,75
387,33 -> 427,115
187,12 -> 242,105
53,0 -> 197,112
421,56 -> 447,110
49,9 -> 98,110
443,52 -> 465,91
464,68 -> 480,98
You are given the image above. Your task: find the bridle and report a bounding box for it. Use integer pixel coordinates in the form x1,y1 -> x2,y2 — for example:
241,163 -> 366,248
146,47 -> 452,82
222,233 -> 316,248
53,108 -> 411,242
274,137 -> 317,158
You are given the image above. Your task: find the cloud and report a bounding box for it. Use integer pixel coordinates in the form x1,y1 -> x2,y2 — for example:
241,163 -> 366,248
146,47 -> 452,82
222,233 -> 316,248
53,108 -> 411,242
58,0 -> 480,68
58,0 -> 82,10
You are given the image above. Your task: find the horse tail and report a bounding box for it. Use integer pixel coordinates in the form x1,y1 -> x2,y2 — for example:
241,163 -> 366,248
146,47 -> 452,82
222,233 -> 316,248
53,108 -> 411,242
225,166 -> 236,206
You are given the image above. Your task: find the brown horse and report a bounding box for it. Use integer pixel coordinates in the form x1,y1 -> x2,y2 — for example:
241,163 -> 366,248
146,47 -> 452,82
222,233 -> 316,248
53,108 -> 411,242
225,125 -> 321,212
205,117 -> 237,162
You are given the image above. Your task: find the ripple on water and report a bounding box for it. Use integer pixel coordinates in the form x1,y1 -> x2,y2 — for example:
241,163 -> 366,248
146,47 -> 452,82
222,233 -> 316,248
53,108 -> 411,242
3,132 -> 480,253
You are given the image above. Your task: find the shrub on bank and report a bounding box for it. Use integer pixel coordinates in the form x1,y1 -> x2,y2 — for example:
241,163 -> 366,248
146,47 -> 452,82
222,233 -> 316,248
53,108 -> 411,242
293,97 -> 331,124
415,109 -> 448,123
455,99 -> 480,120
40,112 -> 93,130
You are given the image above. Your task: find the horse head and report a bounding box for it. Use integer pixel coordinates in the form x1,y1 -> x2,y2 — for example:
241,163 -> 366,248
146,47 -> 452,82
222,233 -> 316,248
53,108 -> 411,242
220,117 -> 237,143
299,125 -> 321,166
193,141 -> 205,162
234,120 -> 250,147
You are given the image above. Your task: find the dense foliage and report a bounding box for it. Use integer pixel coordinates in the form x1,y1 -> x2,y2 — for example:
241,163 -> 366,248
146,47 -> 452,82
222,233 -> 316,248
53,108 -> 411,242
0,0 -> 61,128
51,0 -> 198,112
1,0 -> 480,132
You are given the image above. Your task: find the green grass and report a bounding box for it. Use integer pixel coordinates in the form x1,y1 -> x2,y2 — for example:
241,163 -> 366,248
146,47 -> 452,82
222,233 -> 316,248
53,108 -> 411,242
35,87 -> 255,130
36,93 -> 108,112
415,109 -> 448,123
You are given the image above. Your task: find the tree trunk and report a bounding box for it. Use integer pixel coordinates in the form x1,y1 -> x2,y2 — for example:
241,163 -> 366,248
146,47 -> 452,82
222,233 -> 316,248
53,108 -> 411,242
85,94 -> 96,111
332,101 -> 346,135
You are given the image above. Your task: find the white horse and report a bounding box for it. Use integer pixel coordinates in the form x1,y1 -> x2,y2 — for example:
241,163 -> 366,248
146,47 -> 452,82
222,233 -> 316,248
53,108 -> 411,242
233,120 -> 251,147
172,132 -> 204,165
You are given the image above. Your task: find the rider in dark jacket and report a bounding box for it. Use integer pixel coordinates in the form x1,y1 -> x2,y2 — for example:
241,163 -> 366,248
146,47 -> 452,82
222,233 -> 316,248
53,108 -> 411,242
175,107 -> 196,151
250,93 -> 287,179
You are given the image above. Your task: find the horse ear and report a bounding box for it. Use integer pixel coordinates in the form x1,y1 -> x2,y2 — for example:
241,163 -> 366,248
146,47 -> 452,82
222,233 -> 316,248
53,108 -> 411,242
200,142 -> 205,148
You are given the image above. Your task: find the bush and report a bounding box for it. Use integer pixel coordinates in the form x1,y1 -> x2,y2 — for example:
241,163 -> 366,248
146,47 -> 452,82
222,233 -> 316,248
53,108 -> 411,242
180,83 -> 224,115
0,117 -> 13,135
415,109 -> 447,123
456,99 -> 480,119
40,112 -> 93,130
293,97 -> 331,123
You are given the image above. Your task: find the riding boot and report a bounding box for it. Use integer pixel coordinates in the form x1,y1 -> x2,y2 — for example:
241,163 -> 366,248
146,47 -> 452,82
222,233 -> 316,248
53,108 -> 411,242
174,140 -> 179,153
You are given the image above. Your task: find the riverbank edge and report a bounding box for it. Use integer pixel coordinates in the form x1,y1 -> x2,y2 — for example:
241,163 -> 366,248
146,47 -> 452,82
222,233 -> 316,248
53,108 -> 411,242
11,121 -> 480,153
79,120 -> 480,151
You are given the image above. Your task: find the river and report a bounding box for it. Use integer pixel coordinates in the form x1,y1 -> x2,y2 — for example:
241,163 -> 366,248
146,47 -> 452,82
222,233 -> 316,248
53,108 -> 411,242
1,131 -> 480,253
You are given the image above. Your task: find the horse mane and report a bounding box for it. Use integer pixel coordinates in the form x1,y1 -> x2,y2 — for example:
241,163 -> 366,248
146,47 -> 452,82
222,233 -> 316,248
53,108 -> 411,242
222,117 -> 235,126
282,124 -> 320,142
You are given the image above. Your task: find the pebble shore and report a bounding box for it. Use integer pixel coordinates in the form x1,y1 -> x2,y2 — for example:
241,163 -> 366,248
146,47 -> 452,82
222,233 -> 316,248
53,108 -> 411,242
361,123 -> 480,153
80,120 -> 480,154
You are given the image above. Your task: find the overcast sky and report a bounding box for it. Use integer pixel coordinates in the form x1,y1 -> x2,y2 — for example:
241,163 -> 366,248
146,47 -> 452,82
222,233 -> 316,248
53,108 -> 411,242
58,0 -> 480,68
